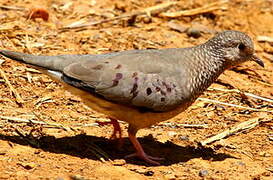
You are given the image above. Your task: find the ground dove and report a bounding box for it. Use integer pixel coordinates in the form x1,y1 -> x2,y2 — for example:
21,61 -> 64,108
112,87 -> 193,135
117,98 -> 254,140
0,30 -> 264,165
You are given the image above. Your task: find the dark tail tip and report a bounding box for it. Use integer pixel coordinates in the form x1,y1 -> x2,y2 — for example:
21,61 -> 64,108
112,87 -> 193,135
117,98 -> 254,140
0,50 -> 26,62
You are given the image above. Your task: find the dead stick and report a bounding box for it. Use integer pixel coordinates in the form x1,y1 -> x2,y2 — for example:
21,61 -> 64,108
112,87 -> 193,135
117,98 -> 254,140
0,69 -> 24,104
160,0 -> 228,18
200,118 -> 260,146
198,98 -> 273,113
0,5 -> 25,11
61,1 -> 177,30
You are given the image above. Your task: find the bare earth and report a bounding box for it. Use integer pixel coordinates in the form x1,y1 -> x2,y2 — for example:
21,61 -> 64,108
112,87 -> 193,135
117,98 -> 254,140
0,0 -> 272,179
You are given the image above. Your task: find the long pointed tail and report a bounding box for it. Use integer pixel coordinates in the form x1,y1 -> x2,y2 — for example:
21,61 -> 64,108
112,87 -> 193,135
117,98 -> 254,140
0,50 -> 90,72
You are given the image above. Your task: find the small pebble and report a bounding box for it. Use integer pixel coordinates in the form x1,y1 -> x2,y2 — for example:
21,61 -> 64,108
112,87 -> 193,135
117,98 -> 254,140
187,28 -> 202,38
199,169 -> 209,177
143,16 -> 152,24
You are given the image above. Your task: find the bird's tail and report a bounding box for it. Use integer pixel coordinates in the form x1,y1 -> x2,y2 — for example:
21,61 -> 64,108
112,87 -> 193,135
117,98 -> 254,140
0,50 -> 87,72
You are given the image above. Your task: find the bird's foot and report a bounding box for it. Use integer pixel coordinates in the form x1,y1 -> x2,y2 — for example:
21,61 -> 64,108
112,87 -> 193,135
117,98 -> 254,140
125,152 -> 164,165
96,118 -> 123,148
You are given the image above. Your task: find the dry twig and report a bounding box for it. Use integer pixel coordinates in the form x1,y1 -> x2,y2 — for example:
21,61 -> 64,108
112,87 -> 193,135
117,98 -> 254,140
0,5 -> 25,11
61,1 -> 177,30
160,0 -> 228,18
198,97 -> 273,113
200,117 -> 261,146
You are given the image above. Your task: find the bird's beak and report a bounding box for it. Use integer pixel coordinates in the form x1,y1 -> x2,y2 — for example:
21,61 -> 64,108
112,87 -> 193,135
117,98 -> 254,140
251,55 -> 264,67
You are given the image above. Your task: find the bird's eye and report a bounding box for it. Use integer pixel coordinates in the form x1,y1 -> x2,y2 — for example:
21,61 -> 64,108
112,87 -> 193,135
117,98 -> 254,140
238,43 -> 246,50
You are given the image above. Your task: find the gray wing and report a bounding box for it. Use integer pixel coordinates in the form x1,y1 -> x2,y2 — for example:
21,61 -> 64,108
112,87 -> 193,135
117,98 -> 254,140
62,49 -> 190,111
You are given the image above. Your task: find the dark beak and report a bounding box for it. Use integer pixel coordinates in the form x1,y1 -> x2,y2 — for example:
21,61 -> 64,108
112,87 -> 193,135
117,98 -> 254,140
251,55 -> 264,67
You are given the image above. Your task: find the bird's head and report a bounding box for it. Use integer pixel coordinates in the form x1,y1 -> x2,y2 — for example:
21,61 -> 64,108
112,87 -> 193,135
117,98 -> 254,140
206,30 -> 264,68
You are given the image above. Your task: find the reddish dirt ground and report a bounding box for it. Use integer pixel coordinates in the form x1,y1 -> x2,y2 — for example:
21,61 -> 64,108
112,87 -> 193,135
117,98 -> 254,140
0,0 -> 272,179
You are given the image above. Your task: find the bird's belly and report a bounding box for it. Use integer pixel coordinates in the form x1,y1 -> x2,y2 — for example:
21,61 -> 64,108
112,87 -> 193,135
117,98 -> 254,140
61,82 -> 188,130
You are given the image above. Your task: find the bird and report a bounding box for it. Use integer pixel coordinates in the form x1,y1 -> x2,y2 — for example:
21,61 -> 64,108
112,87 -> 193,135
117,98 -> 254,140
0,30 -> 264,165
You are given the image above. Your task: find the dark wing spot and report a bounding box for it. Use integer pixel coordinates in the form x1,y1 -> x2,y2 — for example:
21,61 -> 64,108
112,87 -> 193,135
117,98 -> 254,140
132,90 -> 138,99
130,83 -> 138,94
104,61 -> 109,64
116,73 -> 123,80
115,64 -> 122,69
146,88 -> 152,95
92,64 -> 103,70
112,73 -> 123,86
161,97 -> 165,102
130,77 -> 138,95
130,77 -> 139,99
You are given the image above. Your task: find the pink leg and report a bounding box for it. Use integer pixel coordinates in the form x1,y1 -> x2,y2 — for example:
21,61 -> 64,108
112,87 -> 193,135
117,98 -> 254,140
125,126 -> 164,165
96,118 -> 123,147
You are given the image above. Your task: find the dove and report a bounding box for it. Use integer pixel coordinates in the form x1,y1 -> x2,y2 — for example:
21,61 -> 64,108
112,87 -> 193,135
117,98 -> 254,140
0,30 -> 264,165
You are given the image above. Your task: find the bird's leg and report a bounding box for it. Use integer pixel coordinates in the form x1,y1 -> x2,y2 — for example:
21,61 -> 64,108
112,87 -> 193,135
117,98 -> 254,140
96,118 -> 123,147
125,125 -> 164,165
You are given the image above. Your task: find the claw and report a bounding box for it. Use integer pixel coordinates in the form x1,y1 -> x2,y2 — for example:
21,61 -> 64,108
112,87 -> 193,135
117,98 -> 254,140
127,128 -> 163,165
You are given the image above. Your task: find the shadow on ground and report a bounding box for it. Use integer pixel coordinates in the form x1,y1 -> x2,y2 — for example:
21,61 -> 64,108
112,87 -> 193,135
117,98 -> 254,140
0,133 -> 235,166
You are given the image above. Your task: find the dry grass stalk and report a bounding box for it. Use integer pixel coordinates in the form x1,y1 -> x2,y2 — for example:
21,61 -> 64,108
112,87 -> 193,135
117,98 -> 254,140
198,97 -> 273,113
0,5 -> 25,11
62,1 -> 177,30
160,0 -> 228,18
200,117 -> 261,146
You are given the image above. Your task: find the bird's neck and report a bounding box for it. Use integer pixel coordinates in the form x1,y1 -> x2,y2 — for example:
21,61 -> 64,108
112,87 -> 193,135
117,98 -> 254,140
187,45 -> 227,99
